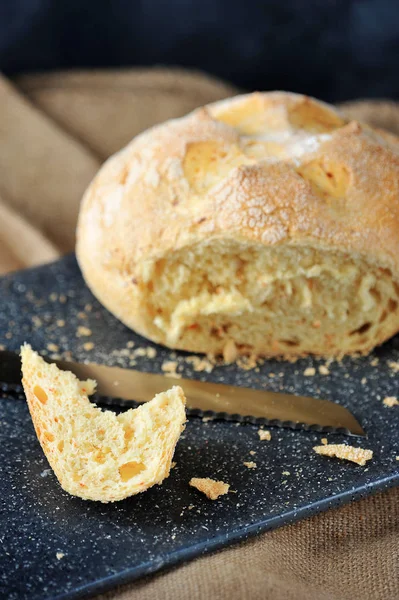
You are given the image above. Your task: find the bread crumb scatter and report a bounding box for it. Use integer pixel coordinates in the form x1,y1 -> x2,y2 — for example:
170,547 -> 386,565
249,450 -> 256,456
361,377 -> 367,385
162,360 -> 181,379
162,360 -> 177,371
56,320 -> 65,328
396,456 -> 399,461
129,346 -> 157,359
47,343 -> 59,353
304,367 -> 316,376
282,471 -> 290,476
236,354 -> 260,371
189,477 -> 229,500
185,355 -> 214,373
321,438 -> 328,445
133,348 -> 147,357
388,360 -> 399,373
258,429 -> 271,441
56,552 -> 64,560
370,358 -> 379,367
32,316 -> 43,328
313,444 -> 373,466
76,326 -> 92,337
202,416 -> 214,423
318,365 -> 330,375
49,293 -> 58,302
243,461 -> 257,469
83,342 -> 95,351
126,341 -> 135,349
77,312 -> 87,319
383,396 -> 399,407
0,344 -> 5,351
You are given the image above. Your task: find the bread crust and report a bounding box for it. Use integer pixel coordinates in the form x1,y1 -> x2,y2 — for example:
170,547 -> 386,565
76,92 -> 399,356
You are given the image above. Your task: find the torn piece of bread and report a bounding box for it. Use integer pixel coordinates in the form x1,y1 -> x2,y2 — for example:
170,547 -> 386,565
189,477 -> 230,500
20,344 -> 186,502
76,91 -> 399,359
313,443 -> 373,466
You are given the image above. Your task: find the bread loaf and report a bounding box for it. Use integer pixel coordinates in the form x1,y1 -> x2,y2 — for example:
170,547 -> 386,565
76,92 -> 399,358
21,344 -> 186,502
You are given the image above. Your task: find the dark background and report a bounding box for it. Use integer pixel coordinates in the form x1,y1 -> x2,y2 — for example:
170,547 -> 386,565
0,0 -> 398,102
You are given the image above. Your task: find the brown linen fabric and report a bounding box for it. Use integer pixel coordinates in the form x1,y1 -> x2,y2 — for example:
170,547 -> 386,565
0,69 -> 397,599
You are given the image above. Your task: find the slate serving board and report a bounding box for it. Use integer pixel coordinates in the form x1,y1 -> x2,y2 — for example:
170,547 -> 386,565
1,255 -> 398,600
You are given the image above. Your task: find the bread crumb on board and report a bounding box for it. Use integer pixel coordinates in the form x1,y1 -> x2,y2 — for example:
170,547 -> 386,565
370,357 -> 379,367
56,552 -> 64,560
313,444 -> 373,466
236,354 -> 259,371
304,367 -> 316,376
388,360 -> 399,373
321,438 -> 328,445
161,360 -> 182,378
383,396 -> 399,407
83,342 -> 95,351
243,461 -> 257,469
185,355 -> 214,373
131,346 -> 157,359
76,326 -> 92,337
189,477 -> 229,500
318,365 -> 330,375
258,429 -> 271,441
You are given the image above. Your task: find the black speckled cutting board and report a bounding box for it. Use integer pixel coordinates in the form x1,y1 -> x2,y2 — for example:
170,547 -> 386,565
1,255 -> 398,600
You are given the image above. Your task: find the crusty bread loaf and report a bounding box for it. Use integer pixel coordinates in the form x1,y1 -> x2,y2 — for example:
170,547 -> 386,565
20,344 -> 186,502
76,92 -> 399,358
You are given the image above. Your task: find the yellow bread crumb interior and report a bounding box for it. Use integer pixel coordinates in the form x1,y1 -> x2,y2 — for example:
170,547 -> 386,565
20,344 -> 186,502
143,241 -> 399,357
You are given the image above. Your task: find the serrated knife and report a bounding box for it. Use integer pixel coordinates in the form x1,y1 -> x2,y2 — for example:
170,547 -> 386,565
0,350 -> 365,436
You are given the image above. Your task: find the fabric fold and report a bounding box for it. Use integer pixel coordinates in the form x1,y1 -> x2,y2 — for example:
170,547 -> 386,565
0,74 -> 99,253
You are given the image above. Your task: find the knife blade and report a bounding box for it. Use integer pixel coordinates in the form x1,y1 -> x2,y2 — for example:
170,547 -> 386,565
0,350 -> 365,436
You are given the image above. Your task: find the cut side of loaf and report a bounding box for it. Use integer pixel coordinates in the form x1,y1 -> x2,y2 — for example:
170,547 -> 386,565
76,91 -> 399,358
143,241 -> 399,357
20,344 -> 186,502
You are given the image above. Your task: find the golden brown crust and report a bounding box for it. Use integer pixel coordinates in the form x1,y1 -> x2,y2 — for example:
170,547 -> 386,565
76,92 -> 399,356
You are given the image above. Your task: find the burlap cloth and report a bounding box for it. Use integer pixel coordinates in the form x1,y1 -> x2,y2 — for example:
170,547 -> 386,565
0,70 -> 398,599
